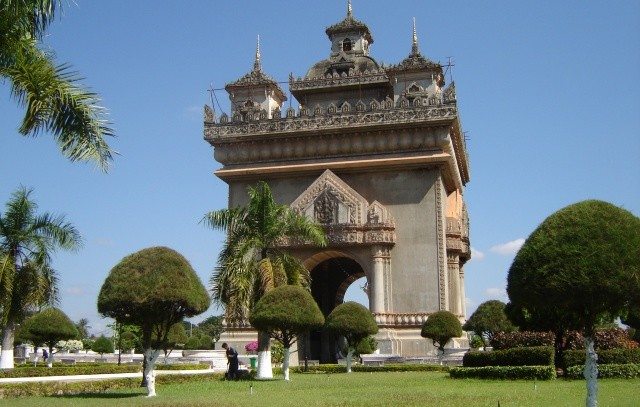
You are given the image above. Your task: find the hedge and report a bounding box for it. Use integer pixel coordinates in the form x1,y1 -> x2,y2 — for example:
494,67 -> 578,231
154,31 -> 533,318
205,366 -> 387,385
490,331 -> 555,350
1,363 -> 209,378
288,364 -> 449,374
562,348 -> 640,368
155,363 -> 210,370
0,365 -> 138,378
0,371 -> 224,399
450,365 -> 556,380
564,364 -> 640,379
463,347 -> 554,367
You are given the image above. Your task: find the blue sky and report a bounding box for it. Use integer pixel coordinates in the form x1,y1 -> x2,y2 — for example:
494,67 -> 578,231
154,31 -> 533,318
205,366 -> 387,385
1,1 -> 638,336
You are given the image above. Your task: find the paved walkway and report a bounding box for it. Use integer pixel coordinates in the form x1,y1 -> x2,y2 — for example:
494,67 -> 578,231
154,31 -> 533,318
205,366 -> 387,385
0,368 -> 226,384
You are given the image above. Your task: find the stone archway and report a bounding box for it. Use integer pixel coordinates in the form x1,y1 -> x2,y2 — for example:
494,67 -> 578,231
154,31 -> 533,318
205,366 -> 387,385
306,256 -> 366,364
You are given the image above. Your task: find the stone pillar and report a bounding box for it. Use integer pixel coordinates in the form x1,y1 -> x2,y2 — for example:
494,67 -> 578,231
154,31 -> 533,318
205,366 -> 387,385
370,246 -> 388,314
447,254 -> 461,315
459,267 -> 466,318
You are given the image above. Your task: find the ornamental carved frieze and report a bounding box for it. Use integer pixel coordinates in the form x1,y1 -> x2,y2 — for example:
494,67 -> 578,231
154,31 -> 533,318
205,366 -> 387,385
446,216 -> 470,262
279,170 -> 396,248
204,105 -> 457,140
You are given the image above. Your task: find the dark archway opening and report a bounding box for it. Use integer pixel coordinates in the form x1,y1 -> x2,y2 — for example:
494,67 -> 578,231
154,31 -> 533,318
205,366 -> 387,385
305,257 -> 365,364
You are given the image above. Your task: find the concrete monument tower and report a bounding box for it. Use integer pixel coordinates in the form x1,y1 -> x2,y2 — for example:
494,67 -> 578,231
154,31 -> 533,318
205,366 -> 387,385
204,3 -> 470,360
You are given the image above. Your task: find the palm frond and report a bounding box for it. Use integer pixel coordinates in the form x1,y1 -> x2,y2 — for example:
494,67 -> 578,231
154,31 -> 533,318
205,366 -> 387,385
31,213 -> 82,251
284,210 -> 327,247
0,0 -> 62,40
2,44 -> 115,171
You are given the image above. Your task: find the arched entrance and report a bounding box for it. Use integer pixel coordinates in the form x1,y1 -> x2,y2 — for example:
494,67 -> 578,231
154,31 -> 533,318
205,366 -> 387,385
307,256 -> 366,363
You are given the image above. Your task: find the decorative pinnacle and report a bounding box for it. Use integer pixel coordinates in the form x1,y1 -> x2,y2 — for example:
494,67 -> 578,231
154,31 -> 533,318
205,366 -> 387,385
253,35 -> 261,72
347,0 -> 353,18
411,17 -> 419,55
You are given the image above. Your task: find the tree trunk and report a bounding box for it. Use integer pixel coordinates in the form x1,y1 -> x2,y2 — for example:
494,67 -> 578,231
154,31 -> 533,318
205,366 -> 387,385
256,331 -> 273,379
346,348 -> 354,373
143,348 -> 161,397
583,336 -> 598,407
0,322 -> 15,369
554,329 -> 565,369
47,345 -> 54,368
282,346 -> 290,381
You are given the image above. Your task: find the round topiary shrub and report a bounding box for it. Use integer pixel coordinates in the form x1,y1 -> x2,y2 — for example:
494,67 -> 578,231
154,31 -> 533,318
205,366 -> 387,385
97,246 -> 210,397
26,308 -> 79,366
421,310 -> 462,354
325,302 -> 378,372
92,335 -> 114,356
250,285 -> 324,380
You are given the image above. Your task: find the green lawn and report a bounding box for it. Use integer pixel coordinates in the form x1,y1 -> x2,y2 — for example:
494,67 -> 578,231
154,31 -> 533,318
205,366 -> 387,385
2,372 -> 638,406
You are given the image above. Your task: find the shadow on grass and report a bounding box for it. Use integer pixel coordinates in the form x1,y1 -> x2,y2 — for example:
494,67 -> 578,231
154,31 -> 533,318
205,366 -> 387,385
54,391 -> 144,399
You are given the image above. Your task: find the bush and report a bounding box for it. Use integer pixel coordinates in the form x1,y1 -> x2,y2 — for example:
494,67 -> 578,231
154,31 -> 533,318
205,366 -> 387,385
245,341 -> 258,353
565,364 -> 640,379
183,333 -> 214,350
450,365 -> 556,380
463,347 -> 554,367
56,340 -> 83,352
271,340 -> 285,364
289,364 -> 449,374
562,348 -> 640,368
0,365 -> 138,378
421,311 -> 462,352
490,331 -> 555,350
355,336 -> 377,356
0,371 -> 224,398
155,363 -> 210,370
564,328 -> 638,350
91,335 -> 114,355
325,302 -> 378,347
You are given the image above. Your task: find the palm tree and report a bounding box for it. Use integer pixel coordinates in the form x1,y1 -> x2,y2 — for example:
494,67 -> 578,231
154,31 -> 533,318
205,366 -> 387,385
0,187 -> 82,368
0,1 -> 115,171
75,318 -> 91,339
203,181 -> 326,379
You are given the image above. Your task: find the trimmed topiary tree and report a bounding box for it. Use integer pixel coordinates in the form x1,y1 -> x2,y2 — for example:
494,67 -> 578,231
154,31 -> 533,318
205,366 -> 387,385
355,335 -> 378,356
25,308 -> 79,367
507,200 -> 640,407
463,300 -> 515,349
250,285 -> 324,380
421,311 -> 462,356
92,335 -> 114,356
162,323 -> 188,363
97,246 -> 210,397
325,302 -> 378,373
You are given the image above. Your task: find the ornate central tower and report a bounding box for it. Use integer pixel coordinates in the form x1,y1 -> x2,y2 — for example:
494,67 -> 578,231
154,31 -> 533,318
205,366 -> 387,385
204,3 -> 471,359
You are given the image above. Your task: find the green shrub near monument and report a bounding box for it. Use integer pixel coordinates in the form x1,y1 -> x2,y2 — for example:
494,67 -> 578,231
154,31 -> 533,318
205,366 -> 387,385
450,365 -> 556,380
562,348 -> 640,368
91,335 -> 115,356
420,310 -> 462,354
565,364 -> 640,379
325,302 -> 378,373
23,308 -> 79,367
490,331 -> 555,350
463,346 -> 554,367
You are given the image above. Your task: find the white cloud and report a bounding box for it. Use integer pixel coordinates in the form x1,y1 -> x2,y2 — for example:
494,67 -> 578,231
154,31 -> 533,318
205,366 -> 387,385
470,247 -> 485,261
65,286 -> 85,297
490,238 -> 525,255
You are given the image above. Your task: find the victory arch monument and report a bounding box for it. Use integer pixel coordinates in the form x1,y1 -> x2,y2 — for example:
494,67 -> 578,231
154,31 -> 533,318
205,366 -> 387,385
204,4 -> 471,361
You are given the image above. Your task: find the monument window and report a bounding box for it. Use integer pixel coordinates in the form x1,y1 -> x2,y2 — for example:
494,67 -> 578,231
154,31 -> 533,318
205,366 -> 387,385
342,38 -> 352,52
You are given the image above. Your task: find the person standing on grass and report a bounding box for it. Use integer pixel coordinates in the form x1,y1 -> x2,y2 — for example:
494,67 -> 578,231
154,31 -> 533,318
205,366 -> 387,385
222,343 -> 238,380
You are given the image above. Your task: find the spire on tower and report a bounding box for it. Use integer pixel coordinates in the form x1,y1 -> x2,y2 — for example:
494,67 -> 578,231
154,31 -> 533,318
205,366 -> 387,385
347,0 -> 353,18
411,17 -> 419,56
253,35 -> 261,72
